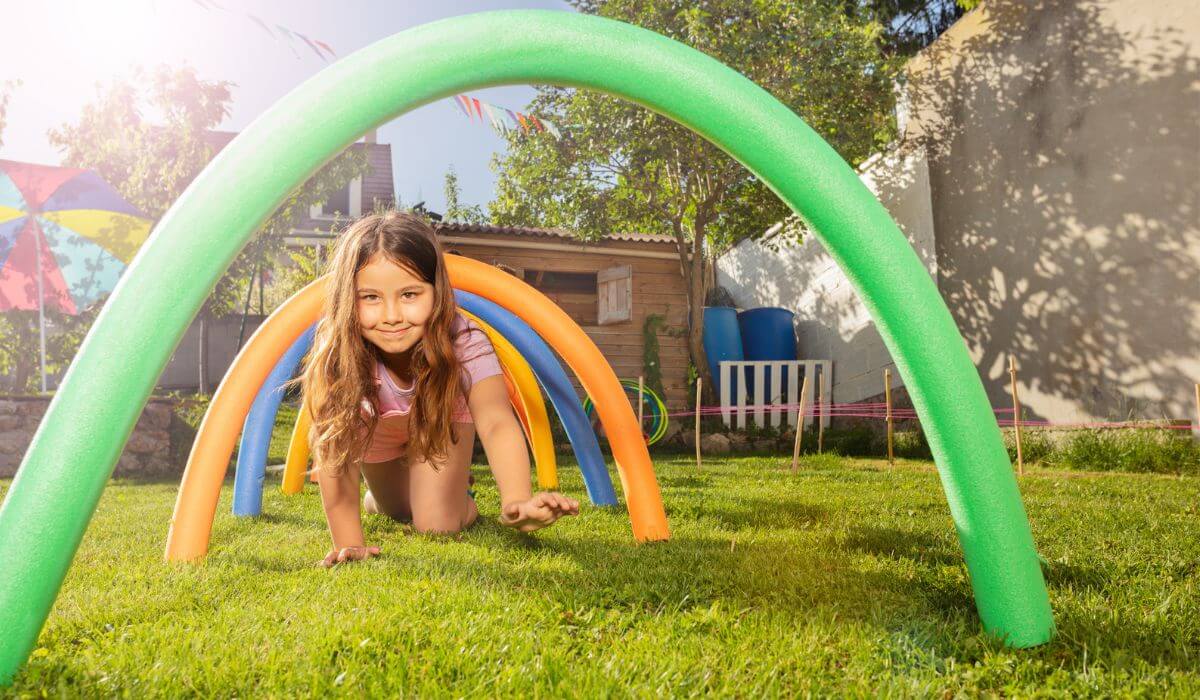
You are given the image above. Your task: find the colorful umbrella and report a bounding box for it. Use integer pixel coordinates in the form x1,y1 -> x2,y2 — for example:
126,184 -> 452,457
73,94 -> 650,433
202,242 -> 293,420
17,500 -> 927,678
0,160 -> 152,390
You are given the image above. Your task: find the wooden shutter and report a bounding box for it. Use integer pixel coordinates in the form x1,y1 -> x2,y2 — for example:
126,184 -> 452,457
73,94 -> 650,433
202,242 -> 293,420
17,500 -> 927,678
597,264 -> 632,325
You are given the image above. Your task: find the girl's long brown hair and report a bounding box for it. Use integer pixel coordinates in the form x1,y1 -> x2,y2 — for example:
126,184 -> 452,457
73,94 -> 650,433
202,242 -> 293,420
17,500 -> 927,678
297,211 -> 469,477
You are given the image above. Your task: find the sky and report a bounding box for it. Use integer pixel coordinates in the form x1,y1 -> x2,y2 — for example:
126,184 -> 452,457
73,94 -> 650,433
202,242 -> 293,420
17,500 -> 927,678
0,0 -> 575,215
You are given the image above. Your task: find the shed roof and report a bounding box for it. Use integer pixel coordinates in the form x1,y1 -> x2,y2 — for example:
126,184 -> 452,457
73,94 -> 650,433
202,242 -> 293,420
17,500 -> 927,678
435,221 -> 675,245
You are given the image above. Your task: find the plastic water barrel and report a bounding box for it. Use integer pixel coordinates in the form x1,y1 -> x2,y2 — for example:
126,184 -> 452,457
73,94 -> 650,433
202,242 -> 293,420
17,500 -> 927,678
737,307 -> 797,402
702,306 -> 743,399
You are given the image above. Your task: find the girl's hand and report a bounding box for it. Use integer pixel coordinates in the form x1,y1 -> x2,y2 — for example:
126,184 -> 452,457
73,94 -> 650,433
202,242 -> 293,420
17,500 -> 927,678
499,492 -> 580,533
318,545 -> 381,568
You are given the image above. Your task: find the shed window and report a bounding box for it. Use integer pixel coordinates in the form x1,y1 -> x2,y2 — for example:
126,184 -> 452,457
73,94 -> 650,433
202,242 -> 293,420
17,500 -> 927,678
597,264 -> 632,325
524,269 -> 599,325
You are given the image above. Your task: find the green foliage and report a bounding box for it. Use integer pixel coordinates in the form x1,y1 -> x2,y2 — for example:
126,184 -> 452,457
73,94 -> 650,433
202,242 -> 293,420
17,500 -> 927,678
0,306 -> 102,393
1002,428 -> 1055,465
0,311 -> 36,392
442,165 -> 487,224
893,426 -> 933,459
819,424 -> 884,457
780,422 -> 1197,476
640,314 -> 668,399
492,0 -> 898,245
267,243 -> 328,311
0,79 -> 18,149
1045,429 -> 1200,476
4,457 -> 1198,695
171,392 -> 212,432
840,0 -> 971,57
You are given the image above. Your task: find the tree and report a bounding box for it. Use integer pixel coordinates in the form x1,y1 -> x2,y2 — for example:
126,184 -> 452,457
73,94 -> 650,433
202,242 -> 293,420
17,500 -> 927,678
442,165 -> 487,224
0,79 -> 18,149
841,0 -> 976,57
490,0 -> 899,401
48,65 -> 368,392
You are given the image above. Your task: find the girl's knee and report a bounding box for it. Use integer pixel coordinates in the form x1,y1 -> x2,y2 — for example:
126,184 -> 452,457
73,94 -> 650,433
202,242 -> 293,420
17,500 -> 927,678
412,497 -> 477,535
363,490 -> 411,522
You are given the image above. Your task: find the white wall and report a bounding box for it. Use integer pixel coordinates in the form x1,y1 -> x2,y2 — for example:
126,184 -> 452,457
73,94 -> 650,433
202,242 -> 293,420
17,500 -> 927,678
716,146 -> 937,405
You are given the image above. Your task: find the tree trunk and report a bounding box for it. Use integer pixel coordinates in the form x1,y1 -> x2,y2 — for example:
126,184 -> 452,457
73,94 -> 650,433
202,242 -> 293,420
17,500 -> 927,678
685,225 -> 716,408
12,315 -> 34,393
688,276 -> 716,409
198,309 -> 210,394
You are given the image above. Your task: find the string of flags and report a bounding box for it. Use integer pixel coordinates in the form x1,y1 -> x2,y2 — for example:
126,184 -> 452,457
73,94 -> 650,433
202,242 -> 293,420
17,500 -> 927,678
189,0 -> 337,62
452,94 -> 562,140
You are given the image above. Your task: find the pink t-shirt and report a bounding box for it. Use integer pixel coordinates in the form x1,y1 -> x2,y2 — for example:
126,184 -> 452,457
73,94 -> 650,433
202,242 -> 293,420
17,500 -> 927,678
360,313 -> 502,463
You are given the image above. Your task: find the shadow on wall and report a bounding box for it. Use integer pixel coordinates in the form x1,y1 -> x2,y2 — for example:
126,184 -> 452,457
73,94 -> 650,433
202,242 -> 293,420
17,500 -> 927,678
901,0 -> 1199,422
716,147 -> 935,406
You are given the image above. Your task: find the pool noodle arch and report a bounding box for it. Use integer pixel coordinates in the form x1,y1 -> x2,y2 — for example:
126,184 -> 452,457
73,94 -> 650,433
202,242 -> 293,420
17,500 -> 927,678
0,10 -> 1054,682
583,379 -> 669,445
232,325 -> 315,516
281,393 -> 313,495
454,290 -> 617,505
459,309 -> 559,490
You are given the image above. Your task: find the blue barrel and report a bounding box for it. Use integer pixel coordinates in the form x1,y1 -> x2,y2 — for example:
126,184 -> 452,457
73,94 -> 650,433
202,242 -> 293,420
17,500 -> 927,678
737,308 -> 797,402
702,306 -> 743,399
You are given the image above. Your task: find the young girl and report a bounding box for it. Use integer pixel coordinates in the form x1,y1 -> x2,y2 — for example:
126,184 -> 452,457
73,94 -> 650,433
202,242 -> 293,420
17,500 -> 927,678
298,211 -> 579,568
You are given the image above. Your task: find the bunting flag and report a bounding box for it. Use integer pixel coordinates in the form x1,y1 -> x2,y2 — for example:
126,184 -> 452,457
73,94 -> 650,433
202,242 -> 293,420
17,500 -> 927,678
454,95 -> 473,119
190,0 -> 337,62
452,94 -> 563,141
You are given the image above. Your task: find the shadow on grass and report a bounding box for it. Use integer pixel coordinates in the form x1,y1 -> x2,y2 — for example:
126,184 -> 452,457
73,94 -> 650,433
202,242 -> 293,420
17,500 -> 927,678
842,525 -> 963,567
676,497 -> 829,531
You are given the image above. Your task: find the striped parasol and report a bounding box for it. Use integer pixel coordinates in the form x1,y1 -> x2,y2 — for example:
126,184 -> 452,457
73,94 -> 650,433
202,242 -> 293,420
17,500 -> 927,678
0,160 -> 152,389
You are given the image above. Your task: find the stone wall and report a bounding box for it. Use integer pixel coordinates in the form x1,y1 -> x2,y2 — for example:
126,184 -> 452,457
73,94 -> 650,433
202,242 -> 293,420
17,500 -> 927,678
0,396 -> 196,479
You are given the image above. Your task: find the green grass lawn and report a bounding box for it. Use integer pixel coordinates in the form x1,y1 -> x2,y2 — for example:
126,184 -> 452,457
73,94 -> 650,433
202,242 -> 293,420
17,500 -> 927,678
2,454 -> 1197,697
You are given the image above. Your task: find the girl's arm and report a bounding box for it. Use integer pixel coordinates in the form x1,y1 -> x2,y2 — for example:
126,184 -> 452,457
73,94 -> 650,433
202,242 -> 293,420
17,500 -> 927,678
468,374 -> 578,531
316,457 -> 379,565
469,375 -> 532,506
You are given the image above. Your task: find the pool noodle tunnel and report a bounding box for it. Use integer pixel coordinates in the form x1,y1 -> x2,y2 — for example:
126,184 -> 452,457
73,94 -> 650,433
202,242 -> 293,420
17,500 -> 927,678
237,293 -> 620,509
164,255 -> 661,567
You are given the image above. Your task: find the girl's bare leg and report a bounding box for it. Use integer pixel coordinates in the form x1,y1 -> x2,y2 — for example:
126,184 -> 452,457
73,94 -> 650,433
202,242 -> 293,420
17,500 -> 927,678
361,452 -> 413,522
407,422 -> 478,534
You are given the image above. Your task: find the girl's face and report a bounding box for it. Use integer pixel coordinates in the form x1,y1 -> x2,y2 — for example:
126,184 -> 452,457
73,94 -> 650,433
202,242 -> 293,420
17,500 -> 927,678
355,252 -> 435,356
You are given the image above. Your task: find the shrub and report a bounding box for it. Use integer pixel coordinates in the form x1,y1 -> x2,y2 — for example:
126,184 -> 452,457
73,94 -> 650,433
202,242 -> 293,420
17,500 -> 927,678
820,424 -> 882,457
1003,428 -> 1054,465
1046,429 -> 1200,476
172,393 -> 213,431
893,427 -> 933,460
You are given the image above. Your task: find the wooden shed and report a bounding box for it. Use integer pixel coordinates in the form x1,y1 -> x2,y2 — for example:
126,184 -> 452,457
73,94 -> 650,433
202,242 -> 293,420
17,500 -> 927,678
434,222 -> 692,411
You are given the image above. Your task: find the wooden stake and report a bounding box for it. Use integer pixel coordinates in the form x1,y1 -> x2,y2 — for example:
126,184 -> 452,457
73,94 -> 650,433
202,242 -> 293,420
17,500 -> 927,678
1193,382 -> 1200,443
637,375 -> 645,440
1009,356 -> 1024,475
817,371 -> 825,454
884,369 -> 894,466
791,374 -> 811,473
694,377 -> 703,470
